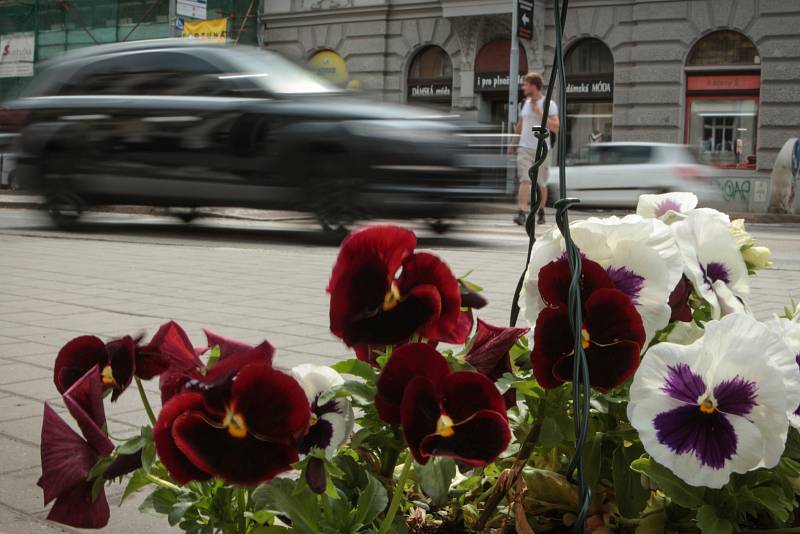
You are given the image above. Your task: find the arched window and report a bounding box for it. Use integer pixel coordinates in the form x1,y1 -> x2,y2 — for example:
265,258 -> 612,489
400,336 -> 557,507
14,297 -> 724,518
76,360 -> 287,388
406,46 -> 453,109
687,30 -> 760,67
685,31 -> 761,169
564,38 -> 614,162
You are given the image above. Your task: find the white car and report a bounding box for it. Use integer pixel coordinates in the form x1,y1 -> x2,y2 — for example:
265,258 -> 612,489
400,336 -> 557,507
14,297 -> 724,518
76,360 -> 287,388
547,142 -> 720,208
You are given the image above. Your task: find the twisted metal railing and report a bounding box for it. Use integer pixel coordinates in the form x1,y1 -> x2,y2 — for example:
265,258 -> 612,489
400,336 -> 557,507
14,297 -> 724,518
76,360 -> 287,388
480,0 -> 592,531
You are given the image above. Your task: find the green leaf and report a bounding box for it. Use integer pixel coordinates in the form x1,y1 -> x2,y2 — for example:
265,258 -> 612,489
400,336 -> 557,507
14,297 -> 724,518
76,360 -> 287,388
340,380 -> 375,405
117,435 -> 147,455
332,359 -> 377,381
612,444 -> 649,518
119,469 -> 153,505
354,474 -> 388,526
631,457 -> 705,509
205,345 -> 221,369
245,509 -> 275,526
250,527 -> 291,533
141,440 -> 156,474
168,501 -> 193,526
251,478 -> 321,534
87,456 -> 114,481
417,457 -> 456,507
139,487 -> 179,516
751,486 -> 793,524
582,432 -> 603,490
90,476 -> 105,503
695,505 -> 733,534
538,417 -> 564,449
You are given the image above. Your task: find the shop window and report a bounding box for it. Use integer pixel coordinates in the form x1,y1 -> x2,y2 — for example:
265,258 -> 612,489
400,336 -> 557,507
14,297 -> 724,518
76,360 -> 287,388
407,46 -> 452,110
564,38 -> 614,163
685,31 -> 760,169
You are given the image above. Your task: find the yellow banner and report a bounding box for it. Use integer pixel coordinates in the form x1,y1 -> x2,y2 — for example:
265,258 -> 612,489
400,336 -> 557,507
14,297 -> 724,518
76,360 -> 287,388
182,18 -> 228,41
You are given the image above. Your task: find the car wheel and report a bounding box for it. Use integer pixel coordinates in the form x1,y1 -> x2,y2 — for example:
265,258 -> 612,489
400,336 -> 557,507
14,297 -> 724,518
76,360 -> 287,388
314,177 -> 361,234
46,189 -> 82,230
428,219 -> 451,234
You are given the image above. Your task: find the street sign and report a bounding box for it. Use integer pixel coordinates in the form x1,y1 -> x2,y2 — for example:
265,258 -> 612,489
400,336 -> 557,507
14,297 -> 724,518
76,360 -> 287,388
176,0 -> 207,20
518,0 -> 533,40
175,17 -> 184,31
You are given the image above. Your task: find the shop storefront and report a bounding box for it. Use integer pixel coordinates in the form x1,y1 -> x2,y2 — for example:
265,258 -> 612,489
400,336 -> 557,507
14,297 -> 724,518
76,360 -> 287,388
406,46 -> 453,112
474,39 -> 528,127
684,31 -> 761,169
563,38 -> 614,163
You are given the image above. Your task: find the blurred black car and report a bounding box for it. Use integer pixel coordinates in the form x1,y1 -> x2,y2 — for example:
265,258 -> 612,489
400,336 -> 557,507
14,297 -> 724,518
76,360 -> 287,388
2,39 -> 506,231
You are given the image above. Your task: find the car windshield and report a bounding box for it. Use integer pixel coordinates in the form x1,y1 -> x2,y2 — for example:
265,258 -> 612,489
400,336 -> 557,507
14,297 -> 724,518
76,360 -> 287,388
219,48 -> 341,95
581,145 -> 654,165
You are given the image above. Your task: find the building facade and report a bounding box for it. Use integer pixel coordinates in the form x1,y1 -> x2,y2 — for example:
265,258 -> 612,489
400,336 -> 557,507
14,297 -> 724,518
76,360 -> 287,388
261,0 -> 800,179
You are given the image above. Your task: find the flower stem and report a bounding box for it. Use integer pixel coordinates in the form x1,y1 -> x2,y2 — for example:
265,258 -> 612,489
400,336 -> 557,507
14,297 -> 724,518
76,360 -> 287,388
377,454 -> 412,534
145,473 -> 181,492
236,486 -> 247,533
475,398 -> 547,531
380,446 -> 400,479
135,377 -> 157,426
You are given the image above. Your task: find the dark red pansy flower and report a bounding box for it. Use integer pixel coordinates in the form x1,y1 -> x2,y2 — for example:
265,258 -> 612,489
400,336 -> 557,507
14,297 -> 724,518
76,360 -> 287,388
465,319 -> 529,408
54,335 -> 136,401
668,276 -> 693,323
447,281 -> 489,345
38,366 -> 114,529
379,346 -> 510,466
158,331 -> 274,404
531,257 -> 646,393
154,361 -> 310,486
135,321 -> 199,381
327,226 -> 461,347
375,343 -> 450,425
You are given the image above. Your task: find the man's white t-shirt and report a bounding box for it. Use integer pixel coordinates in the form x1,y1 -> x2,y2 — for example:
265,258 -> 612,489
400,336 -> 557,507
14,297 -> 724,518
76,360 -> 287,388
519,96 -> 558,150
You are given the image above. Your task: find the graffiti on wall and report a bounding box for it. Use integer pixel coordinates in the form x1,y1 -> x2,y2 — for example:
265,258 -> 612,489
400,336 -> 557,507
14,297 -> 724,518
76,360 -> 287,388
715,178 -> 768,203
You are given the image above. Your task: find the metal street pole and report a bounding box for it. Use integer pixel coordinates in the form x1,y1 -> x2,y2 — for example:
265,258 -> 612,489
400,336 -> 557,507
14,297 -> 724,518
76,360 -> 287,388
508,0 -> 519,135
169,0 -> 176,37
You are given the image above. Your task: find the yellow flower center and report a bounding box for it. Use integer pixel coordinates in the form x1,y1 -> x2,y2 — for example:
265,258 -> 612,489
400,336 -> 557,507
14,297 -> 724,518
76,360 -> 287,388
383,283 -> 402,311
309,413 -> 319,427
581,328 -> 591,350
699,398 -> 716,415
223,410 -> 248,439
436,415 -> 455,437
101,365 -> 115,385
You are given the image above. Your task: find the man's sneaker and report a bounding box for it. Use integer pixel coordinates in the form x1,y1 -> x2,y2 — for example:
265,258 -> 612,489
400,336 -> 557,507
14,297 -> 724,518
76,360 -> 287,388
537,209 -> 545,225
513,210 -> 527,226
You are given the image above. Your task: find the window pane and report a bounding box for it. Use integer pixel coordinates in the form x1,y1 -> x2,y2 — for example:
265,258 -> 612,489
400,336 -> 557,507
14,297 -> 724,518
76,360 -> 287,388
409,47 -> 452,79
565,38 -> 613,75
687,31 -> 759,66
565,101 -> 613,162
688,98 -> 757,167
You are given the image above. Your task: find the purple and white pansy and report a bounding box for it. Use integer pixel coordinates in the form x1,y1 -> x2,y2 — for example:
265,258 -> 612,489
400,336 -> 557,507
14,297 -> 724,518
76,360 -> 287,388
629,314 -> 798,488
671,210 -> 750,318
520,215 -> 684,345
291,364 -> 354,457
765,315 -> 800,429
637,192 -> 699,223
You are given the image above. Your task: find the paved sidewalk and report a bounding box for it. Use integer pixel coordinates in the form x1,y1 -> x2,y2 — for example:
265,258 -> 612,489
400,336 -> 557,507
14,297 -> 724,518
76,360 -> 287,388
0,211 -> 798,532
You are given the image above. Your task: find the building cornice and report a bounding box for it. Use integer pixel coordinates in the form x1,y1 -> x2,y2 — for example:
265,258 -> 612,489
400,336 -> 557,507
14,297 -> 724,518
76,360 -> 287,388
261,2 -> 445,28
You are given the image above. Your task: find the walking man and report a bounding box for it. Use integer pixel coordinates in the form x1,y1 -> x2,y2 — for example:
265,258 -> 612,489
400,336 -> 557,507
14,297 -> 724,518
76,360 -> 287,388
509,72 -> 560,225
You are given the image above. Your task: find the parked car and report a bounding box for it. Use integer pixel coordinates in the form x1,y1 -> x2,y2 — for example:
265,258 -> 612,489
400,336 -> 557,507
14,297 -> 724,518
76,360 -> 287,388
2,39 -> 506,230
547,142 -> 720,208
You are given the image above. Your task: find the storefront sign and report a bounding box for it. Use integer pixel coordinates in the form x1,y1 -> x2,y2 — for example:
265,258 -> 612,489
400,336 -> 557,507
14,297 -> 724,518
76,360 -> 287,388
182,18 -> 227,41
308,50 -> 349,86
0,32 -> 34,78
475,72 -> 524,91
408,81 -> 452,100
177,0 -> 207,20
565,76 -> 613,99
687,74 -> 760,92
518,0 -> 533,40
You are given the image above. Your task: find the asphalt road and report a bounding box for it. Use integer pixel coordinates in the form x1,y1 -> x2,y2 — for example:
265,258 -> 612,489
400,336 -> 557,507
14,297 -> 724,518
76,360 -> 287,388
0,206 -> 798,533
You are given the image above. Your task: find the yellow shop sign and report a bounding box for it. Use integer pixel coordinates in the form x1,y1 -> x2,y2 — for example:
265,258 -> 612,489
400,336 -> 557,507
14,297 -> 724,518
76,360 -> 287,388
182,18 -> 228,41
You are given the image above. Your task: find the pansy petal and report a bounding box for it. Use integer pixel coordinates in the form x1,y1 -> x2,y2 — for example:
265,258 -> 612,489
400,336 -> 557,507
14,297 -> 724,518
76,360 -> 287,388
441,371 -> 508,424
538,256 -> 614,309
531,307 -> 573,389
357,284 -> 442,346
63,367 -> 113,456
553,340 -> 641,393
153,392 -> 212,485
419,410 -> 511,467
376,343 -> 450,425
400,376 -> 441,464
54,336 -> 108,394
172,411 -> 298,486
584,288 -> 646,348
232,363 -> 310,442
465,319 -> 529,379
400,252 -> 462,343
38,403 -> 96,506
203,329 -> 276,363
328,226 -> 416,345
46,480 -> 109,529
106,336 -> 136,401
637,192 -> 698,221
137,321 -> 200,379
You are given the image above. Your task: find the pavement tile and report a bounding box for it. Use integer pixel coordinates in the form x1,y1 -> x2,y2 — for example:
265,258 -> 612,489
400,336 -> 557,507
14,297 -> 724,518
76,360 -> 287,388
0,467 -> 46,513
0,363 -> 53,385
0,394 -> 50,422
0,378 -> 62,404
0,435 -> 41,474
0,505 -> 72,534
